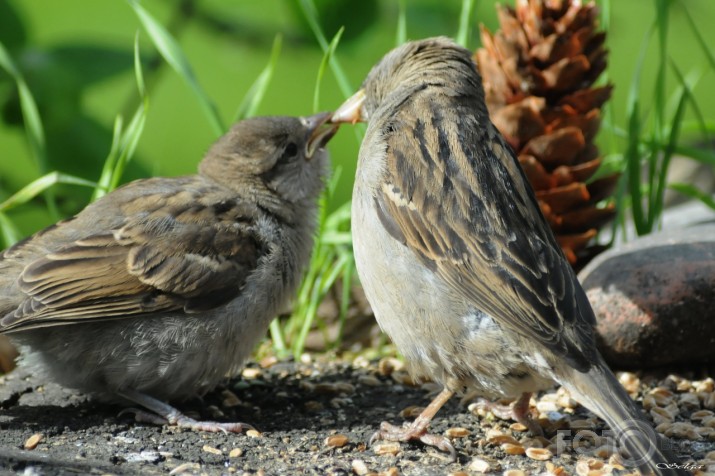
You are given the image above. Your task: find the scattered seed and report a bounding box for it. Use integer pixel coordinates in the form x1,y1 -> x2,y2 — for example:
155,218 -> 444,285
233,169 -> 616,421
241,367 -> 262,379
351,459 -> 369,475
259,355 -> 278,368
228,448 -> 243,458
525,447 -> 552,461
467,457 -> 491,472
373,442 -> 400,456
695,379 -> 715,393
358,375 -> 382,387
664,422 -> 701,440
202,445 -> 222,455
650,406 -> 675,424
325,434 -> 349,448
502,443 -> 525,455
246,429 -> 262,438
24,433 -> 43,450
169,463 -> 201,475
545,461 -> 567,475
503,470 -> 526,476
448,472 -> 468,476
679,393 -> 701,411
692,410 -> 714,421
380,467 -> 400,476
510,422 -> 528,432
400,406 -> 424,418
445,427 -> 470,438
377,357 -> 404,376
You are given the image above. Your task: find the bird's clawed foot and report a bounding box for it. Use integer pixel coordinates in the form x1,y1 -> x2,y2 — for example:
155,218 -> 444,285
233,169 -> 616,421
117,390 -> 254,434
369,419 -> 456,461
472,392 -> 543,436
369,388 -> 457,461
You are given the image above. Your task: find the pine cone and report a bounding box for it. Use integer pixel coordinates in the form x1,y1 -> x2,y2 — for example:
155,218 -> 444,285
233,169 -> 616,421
475,0 -> 618,269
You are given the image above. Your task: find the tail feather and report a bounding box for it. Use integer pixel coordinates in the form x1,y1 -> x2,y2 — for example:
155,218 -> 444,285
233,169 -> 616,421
556,360 -> 689,476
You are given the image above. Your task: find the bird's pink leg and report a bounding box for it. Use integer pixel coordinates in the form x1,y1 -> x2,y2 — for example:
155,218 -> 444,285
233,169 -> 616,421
370,388 -> 456,460
118,389 -> 254,433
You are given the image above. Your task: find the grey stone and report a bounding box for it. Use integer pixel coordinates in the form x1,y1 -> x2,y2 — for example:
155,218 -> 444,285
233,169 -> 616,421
579,223 -> 715,368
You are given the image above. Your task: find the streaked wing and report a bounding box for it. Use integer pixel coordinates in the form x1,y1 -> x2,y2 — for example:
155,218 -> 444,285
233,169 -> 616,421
1,182 -> 261,332
372,95 -> 597,370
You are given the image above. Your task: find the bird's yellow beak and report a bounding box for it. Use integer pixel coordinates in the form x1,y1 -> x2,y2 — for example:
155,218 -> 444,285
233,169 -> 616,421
304,111 -> 339,160
330,89 -> 366,124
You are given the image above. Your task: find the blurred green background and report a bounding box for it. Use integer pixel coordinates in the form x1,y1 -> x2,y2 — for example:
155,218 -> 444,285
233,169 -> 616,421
1,0 -> 714,243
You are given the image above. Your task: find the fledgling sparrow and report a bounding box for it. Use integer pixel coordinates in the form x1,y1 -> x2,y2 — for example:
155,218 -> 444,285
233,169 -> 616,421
332,38 -> 684,475
0,113 -> 338,432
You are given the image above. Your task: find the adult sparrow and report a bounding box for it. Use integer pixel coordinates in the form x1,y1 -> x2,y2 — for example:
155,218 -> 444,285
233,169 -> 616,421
332,38 -> 684,474
0,113 -> 338,432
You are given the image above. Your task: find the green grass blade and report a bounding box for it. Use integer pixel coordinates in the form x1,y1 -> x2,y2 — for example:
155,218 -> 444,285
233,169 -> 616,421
396,0 -> 407,46
650,61 -> 690,225
297,0 -> 353,98
456,0 -> 476,47
94,34 -> 149,200
93,117 -> 125,201
624,25 -> 652,235
269,319 -> 288,358
0,212 -> 22,248
599,0 -> 611,31
0,172 -> 97,212
313,28 -> 344,113
673,145 -> 715,167
0,40 -> 59,219
0,42 -> 46,171
668,183 -> 715,211
234,35 -> 282,121
128,0 -> 224,136
682,4 -> 715,72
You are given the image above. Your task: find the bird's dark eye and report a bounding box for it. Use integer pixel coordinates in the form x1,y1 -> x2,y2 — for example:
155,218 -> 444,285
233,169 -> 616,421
285,142 -> 298,158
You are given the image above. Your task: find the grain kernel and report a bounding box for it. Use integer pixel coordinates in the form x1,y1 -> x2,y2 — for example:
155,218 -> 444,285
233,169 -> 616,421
24,433 -> 43,450
445,427 -> 470,438
229,448 -> 243,458
501,443 -> 525,455
351,459 -> 369,475
373,442 -> 401,455
525,447 -> 552,461
467,458 -> 491,472
202,445 -> 222,455
325,434 -> 349,448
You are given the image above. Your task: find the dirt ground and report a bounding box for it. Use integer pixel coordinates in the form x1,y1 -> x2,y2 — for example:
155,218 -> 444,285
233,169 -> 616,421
0,356 -> 711,476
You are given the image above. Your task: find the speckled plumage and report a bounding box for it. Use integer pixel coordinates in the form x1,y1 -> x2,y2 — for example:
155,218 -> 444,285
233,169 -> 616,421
0,114 -> 336,431
338,38 -> 685,474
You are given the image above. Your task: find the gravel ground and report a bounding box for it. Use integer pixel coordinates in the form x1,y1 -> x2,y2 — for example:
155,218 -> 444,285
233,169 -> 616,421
0,355 -> 713,476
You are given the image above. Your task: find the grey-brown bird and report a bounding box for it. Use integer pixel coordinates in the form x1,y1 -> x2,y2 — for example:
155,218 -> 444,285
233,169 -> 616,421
0,113 -> 337,432
332,38 -> 685,475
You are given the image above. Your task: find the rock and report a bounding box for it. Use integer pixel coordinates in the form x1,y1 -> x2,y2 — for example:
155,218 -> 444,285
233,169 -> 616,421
579,224 -> 715,368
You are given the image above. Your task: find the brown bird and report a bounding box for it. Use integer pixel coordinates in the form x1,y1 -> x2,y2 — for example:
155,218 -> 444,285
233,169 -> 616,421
332,38 -> 685,475
0,113 -> 338,432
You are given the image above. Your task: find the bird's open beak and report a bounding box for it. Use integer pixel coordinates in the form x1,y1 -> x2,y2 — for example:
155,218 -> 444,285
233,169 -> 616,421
330,89 -> 366,124
304,111 -> 340,160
